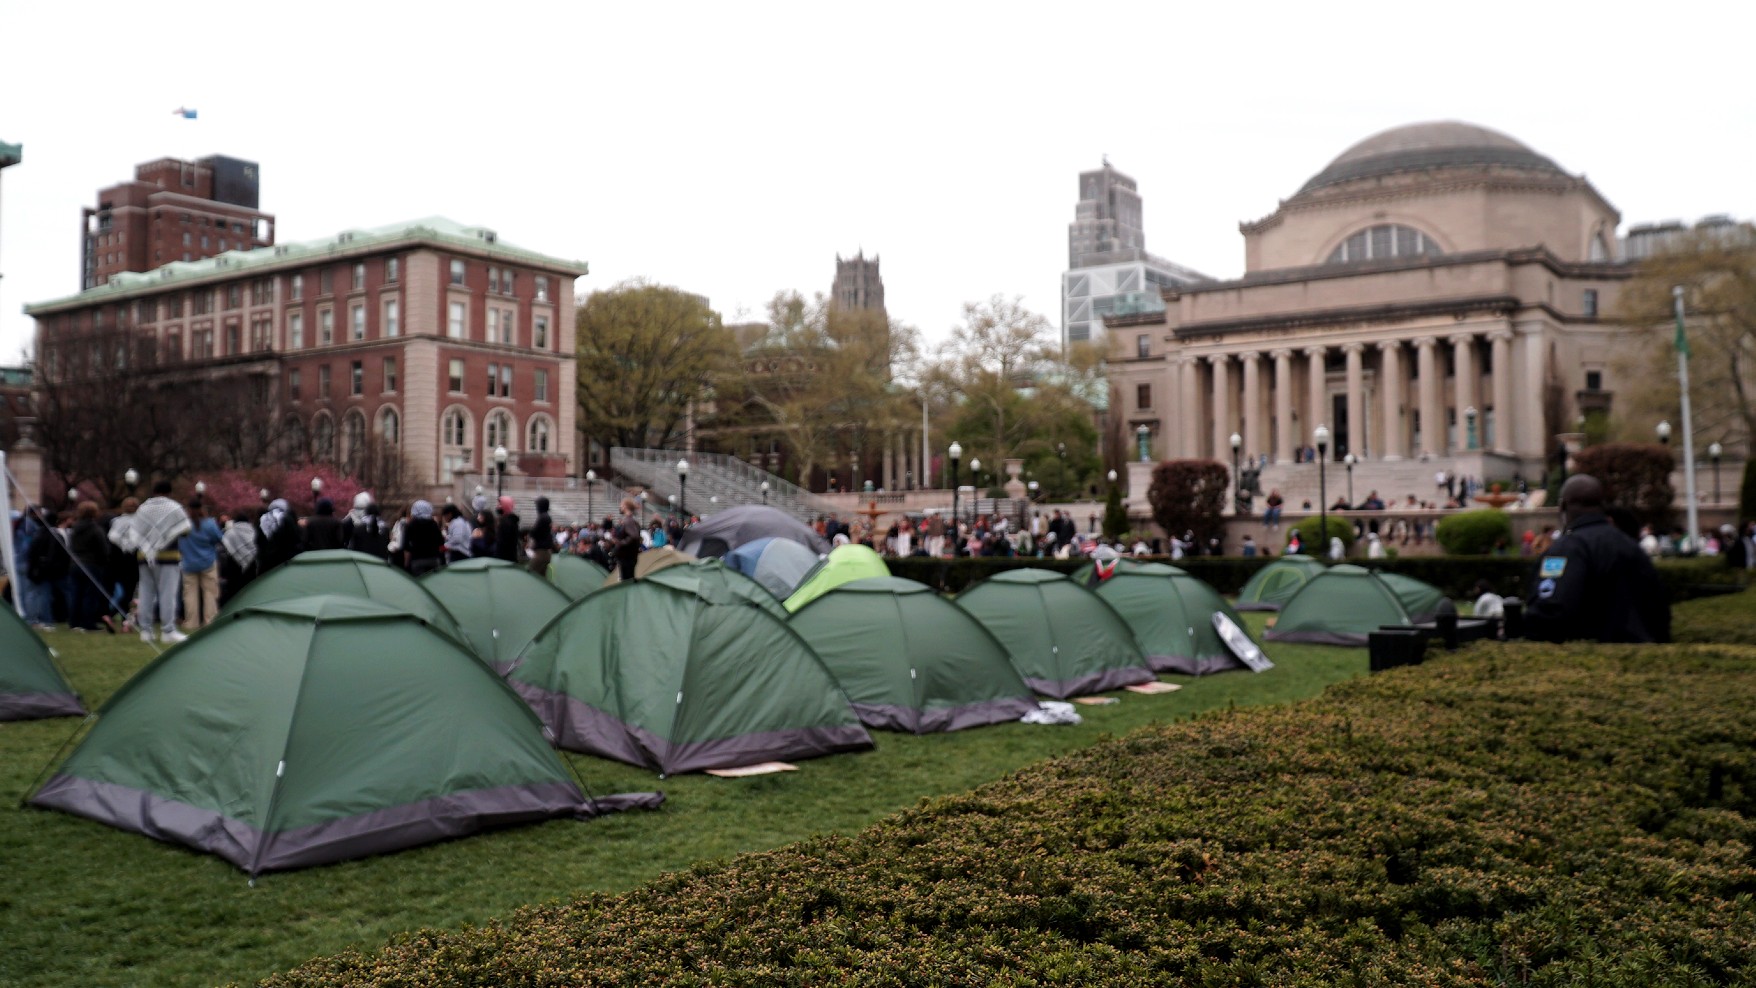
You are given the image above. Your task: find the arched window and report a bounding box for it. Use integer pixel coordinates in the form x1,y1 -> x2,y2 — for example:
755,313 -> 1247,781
281,415 -> 308,460
442,408 -> 469,447
484,409 -> 514,452
312,413 -> 335,462
1326,224 -> 1443,264
377,406 -> 401,445
527,415 -> 552,453
342,410 -> 367,472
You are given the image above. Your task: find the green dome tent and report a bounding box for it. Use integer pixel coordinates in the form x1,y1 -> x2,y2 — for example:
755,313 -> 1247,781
789,577 -> 1039,733
0,605 -> 83,720
642,558 -> 789,621
224,550 -> 465,646
954,569 -> 1155,698
1094,563 -> 1256,676
783,544 -> 890,612
548,554 -> 609,600
421,560 -> 574,670
506,578 -> 871,775
1377,571 -> 1448,622
1266,564 -> 1415,645
30,597 -> 658,876
1235,555 -> 1326,611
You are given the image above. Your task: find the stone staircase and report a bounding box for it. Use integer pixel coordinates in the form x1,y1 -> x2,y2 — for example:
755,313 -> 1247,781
1246,455 -> 1504,512
608,448 -> 837,524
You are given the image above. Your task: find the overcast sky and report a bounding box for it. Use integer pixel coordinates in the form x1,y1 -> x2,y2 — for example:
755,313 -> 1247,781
2,1 -> 1751,363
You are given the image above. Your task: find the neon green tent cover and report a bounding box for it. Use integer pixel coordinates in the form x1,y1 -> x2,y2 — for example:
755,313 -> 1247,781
789,577 -> 1039,732
421,561 -> 574,670
223,550 -> 464,646
548,554 -> 609,600
783,544 -> 890,612
507,578 -> 871,775
30,597 -> 657,875
0,605 -> 83,720
1266,564 -> 1413,645
955,569 -> 1154,698
1094,563 -> 1255,676
1235,555 -> 1326,611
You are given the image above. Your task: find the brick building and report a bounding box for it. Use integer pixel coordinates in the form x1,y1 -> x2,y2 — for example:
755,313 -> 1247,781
81,154 -> 276,290
28,217 -> 586,496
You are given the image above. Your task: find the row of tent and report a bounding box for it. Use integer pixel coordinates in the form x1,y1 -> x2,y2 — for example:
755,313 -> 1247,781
1233,555 -> 1448,644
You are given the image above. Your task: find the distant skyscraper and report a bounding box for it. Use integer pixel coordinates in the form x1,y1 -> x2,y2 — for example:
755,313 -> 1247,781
1062,160 -> 1208,347
81,154 -> 276,289
832,251 -> 886,318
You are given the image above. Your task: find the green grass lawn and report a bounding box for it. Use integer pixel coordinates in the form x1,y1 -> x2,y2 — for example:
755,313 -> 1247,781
0,614 -> 1365,988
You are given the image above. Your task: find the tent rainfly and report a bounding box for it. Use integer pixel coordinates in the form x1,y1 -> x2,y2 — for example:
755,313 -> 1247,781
783,544 -> 890,612
548,554 -> 610,600
1235,555 -> 1327,611
721,536 -> 821,599
1266,564 -> 1437,645
0,605 -> 83,720
223,550 -> 465,645
602,546 -> 698,586
30,596 -> 660,875
1094,563 -> 1257,676
954,569 -> 1156,698
421,559 -> 575,670
789,576 -> 1040,732
506,576 -> 871,775
675,504 -> 830,558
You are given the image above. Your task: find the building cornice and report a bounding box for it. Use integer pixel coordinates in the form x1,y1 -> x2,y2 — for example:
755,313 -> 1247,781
1166,246 -> 1630,298
1172,293 -> 1524,339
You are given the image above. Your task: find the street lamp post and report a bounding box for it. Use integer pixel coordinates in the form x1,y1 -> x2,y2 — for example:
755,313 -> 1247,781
969,458 -> 981,528
1230,432 -> 1243,515
124,468 -> 139,498
1464,406 -> 1478,451
1656,420 -> 1672,446
1314,424 -> 1331,551
676,458 -> 690,516
1344,452 -> 1356,506
310,477 -> 323,504
1709,442 -> 1722,503
1137,424 -> 1151,463
760,480 -> 770,505
948,441 -> 963,556
494,445 -> 508,497
585,469 -> 597,523
1056,442 -> 1066,496
1027,480 -> 1038,501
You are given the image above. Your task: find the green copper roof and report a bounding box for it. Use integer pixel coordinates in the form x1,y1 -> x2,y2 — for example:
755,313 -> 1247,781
26,216 -> 587,314
0,141 -> 20,169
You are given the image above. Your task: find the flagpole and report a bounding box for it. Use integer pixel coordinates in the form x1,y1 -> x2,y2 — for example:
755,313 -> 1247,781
1673,286 -> 1701,551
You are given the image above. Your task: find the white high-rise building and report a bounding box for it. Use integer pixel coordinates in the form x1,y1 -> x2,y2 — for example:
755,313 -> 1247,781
1062,159 -> 1208,347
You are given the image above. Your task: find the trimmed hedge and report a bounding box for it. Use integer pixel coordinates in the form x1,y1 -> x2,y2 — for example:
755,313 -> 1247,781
1288,513 -> 1355,550
1673,584 -> 1756,645
258,642 -> 1756,987
1434,508 -> 1513,555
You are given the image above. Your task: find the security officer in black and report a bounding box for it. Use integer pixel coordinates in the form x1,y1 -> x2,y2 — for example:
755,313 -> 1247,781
1524,474 -> 1671,643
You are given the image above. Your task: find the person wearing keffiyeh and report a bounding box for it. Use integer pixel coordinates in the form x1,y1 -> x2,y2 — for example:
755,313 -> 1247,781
129,481 -> 191,644
256,498 -> 300,574
218,509 -> 259,606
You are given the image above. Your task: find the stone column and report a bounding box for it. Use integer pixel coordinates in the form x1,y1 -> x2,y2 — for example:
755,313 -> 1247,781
1272,348 -> 1294,463
1376,341 -> 1405,460
1491,331 -> 1514,453
1416,337 -> 1442,457
1179,357 -> 1201,458
1449,333 -> 1478,449
1344,342 -> 1366,459
1241,351 -> 1263,462
1209,353 -> 1231,464
1304,346 -> 1326,449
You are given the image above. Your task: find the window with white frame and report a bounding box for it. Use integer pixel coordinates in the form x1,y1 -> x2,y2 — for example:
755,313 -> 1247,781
385,257 -> 399,284
351,263 -> 365,291
320,309 -> 333,345
378,406 -> 400,445
527,416 -> 551,452
290,275 -> 303,301
442,408 -> 468,446
533,314 -> 549,349
448,358 -> 465,393
313,414 -> 335,460
351,303 -> 365,341
534,368 -> 549,402
500,363 -> 512,398
449,259 -> 465,285
448,301 -> 465,338
384,299 -> 399,337
535,276 -> 550,302
383,356 -> 397,393
350,360 -> 363,396
484,410 -> 512,451
288,312 -> 304,349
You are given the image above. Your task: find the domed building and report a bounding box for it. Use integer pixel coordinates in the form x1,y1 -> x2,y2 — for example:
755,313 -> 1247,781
1109,121 -> 1631,494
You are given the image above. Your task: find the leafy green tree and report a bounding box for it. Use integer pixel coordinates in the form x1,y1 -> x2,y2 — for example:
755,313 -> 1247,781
576,281 -> 733,454
1102,481 -> 1127,541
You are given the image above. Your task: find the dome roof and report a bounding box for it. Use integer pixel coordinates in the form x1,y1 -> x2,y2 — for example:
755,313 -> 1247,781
1298,121 -> 1566,195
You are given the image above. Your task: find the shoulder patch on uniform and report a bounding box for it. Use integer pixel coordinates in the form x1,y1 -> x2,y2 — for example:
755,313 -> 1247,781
1539,556 -> 1567,579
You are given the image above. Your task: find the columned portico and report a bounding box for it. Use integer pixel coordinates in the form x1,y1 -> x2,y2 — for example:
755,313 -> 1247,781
1377,340 -> 1404,460
1303,346 -> 1325,455
1241,352 -> 1263,462
1450,333 -> 1478,450
1490,331 -> 1514,453
1416,337 -> 1442,457
1209,353 -> 1232,463
1343,342 -> 1366,459
1272,348 -> 1294,463
1179,357 -> 1201,457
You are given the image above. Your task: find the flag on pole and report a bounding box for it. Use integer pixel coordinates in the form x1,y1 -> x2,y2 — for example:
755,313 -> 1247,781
171,107 -> 198,119
1673,286 -> 1690,357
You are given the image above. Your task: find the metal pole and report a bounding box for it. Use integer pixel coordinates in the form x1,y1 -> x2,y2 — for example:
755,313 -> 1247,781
1318,452 -> 1328,551
921,401 -> 929,494
0,451 -> 20,618
1675,287 -> 1701,550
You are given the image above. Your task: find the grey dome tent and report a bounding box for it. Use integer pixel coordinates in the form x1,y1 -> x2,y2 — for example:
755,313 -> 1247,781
955,569 -> 1155,698
506,576 -> 871,775
1235,555 -> 1326,611
1094,563 -> 1257,676
789,577 -> 1040,733
675,504 -> 829,558
548,554 -> 609,600
0,605 -> 83,720
1266,564 -> 1417,646
421,559 -> 575,670
30,596 -> 658,875
722,537 -> 821,599
223,549 -> 465,646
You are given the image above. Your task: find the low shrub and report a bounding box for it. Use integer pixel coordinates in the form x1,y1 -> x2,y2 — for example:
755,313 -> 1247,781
1287,513 -> 1355,552
259,643 -> 1756,987
1434,508 -> 1513,554
1673,584 -> 1756,644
